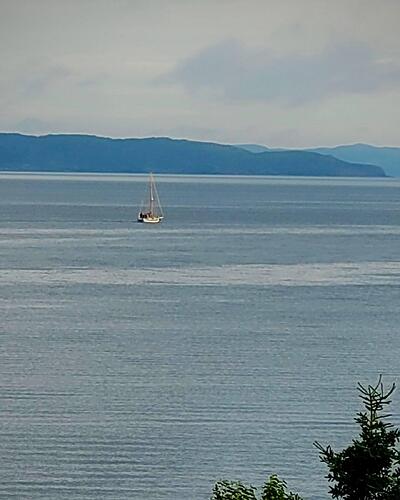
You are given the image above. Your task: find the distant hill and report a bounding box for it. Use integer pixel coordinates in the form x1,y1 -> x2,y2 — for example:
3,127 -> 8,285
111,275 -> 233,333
308,144 -> 400,177
0,133 -> 386,177
237,142 -> 399,177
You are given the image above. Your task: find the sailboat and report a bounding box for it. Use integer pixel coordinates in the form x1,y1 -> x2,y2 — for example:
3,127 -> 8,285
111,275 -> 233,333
137,173 -> 164,224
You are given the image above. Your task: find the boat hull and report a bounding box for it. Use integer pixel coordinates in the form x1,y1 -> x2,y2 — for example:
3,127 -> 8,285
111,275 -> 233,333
137,216 -> 163,224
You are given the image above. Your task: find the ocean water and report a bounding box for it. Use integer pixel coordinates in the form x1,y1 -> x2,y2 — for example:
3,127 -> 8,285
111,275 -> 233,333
1,172 -> 400,500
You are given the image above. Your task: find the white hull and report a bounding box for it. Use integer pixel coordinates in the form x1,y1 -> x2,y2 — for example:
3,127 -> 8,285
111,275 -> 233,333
138,215 -> 163,224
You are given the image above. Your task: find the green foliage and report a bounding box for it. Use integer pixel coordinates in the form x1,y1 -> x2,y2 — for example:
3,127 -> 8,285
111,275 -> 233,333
314,376 -> 400,499
261,475 -> 287,500
211,475 -> 303,500
211,480 -> 257,500
261,474 -> 303,500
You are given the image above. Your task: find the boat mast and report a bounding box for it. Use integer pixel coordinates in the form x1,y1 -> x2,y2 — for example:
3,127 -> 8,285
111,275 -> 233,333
149,173 -> 155,215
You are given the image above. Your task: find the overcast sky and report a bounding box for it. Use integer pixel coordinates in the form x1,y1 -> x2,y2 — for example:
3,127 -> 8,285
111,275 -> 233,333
1,0 -> 399,147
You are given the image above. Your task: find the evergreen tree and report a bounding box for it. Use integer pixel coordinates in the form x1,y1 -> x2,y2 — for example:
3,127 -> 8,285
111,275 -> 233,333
314,377 -> 400,500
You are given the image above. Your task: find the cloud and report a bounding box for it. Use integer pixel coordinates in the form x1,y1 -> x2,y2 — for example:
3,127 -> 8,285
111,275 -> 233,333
0,62 -> 73,101
165,39 -> 400,104
21,65 -> 73,97
1,1 -> 399,146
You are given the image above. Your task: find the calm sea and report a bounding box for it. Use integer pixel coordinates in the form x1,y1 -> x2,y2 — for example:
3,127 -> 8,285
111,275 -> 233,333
1,173 -> 400,500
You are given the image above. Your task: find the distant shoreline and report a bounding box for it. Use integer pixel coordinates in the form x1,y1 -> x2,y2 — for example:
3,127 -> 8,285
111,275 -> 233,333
0,170 -> 395,184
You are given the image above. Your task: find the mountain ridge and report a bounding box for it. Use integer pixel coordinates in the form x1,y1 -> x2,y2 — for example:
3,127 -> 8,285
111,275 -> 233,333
0,133 -> 386,177
237,142 -> 400,177
308,144 -> 400,177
